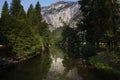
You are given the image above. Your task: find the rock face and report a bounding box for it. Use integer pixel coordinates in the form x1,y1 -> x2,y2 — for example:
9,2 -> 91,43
41,1 -> 80,31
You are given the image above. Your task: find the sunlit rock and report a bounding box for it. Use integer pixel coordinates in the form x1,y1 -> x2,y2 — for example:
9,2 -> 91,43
41,1 -> 80,31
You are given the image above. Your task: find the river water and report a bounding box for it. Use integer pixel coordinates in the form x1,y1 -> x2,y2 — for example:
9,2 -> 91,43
0,46 -> 118,80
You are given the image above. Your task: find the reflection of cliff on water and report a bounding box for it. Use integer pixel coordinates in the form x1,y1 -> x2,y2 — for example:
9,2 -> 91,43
43,46 -> 83,80
1,46 -> 118,80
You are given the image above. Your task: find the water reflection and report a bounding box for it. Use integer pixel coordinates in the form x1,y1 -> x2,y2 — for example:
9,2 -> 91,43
0,46 -> 115,80
43,46 -> 83,80
0,54 -> 52,80
50,55 -> 65,74
62,56 -> 99,80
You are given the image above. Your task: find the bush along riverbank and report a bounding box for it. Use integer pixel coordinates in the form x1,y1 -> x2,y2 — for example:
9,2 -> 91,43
89,50 -> 120,80
0,54 -> 38,74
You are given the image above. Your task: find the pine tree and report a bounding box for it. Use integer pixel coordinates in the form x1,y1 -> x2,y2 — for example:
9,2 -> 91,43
27,4 -> 34,19
78,0 -> 96,46
9,20 -> 42,56
10,0 -> 22,19
35,1 -> 42,22
110,0 -> 120,47
27,2 -> 42,26
0,1 -> 11,45
61,23 -> 80,58
27,4 -> 37,25
18,5 -> 26,19
38,21 -> 50,42
0,0 -> 49,56
1,1 -> 10,25
78,0 -> 120,49
27,3 -> 49,44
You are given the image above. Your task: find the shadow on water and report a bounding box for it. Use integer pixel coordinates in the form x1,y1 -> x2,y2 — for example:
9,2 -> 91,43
0,46 -> 120,80
0,53 -> 52,80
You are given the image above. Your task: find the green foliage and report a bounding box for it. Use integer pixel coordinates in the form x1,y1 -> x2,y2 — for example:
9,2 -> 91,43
35,1 -> 42,21
0,1 -> 11,45
27,4 -> 34,18
18,6 -> 26,19
10,0 -> 22,18
78,0 -> 120,48
50,27 -> 63,45
27,4 -> 37,25
0,0 -> 50,57
89,51 -> 120,75
38,21 -> 50,42
1,1 -> 10,21
27,2 -> 50,44
61,24 -> 80,58
27,2 -> 42,25
7,20 -> 41,56
81,45 -> 96,59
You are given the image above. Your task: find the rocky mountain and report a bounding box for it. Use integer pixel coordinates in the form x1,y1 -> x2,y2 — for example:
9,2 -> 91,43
41,1 -> 80,31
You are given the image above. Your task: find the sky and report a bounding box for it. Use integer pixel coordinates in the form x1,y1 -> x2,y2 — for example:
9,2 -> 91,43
0,0 -> 78,14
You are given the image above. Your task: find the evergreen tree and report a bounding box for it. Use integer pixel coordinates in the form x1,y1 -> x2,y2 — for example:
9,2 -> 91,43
8,20 -> 42,56
78,0 -> 120,48
78,0 -> 96,46
27,3 -> 50,45
1,1 -> 10,21
18,5 -> 26,19
35,1 -> 42,22
10,0 -> 22,19
1,1 -> 11,25
38,21 -> 50,43
27,4 -> 34,19
61,23 -> 80,58
110,0 -> 120,47
0,1 -> 11,45
27,4 -> 37,26
0,0 -> 49,56
27,2 -> 42,26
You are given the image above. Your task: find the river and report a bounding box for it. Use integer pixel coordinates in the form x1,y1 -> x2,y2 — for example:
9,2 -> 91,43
0,46 -> 118,80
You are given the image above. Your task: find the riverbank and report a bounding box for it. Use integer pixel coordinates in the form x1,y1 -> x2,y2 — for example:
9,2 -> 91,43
88,51 -> 120,80
0,43 -> 50,75
0,53 -> 41,75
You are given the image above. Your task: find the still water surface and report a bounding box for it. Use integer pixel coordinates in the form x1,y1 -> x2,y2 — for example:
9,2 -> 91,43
0,46 -> 117,80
